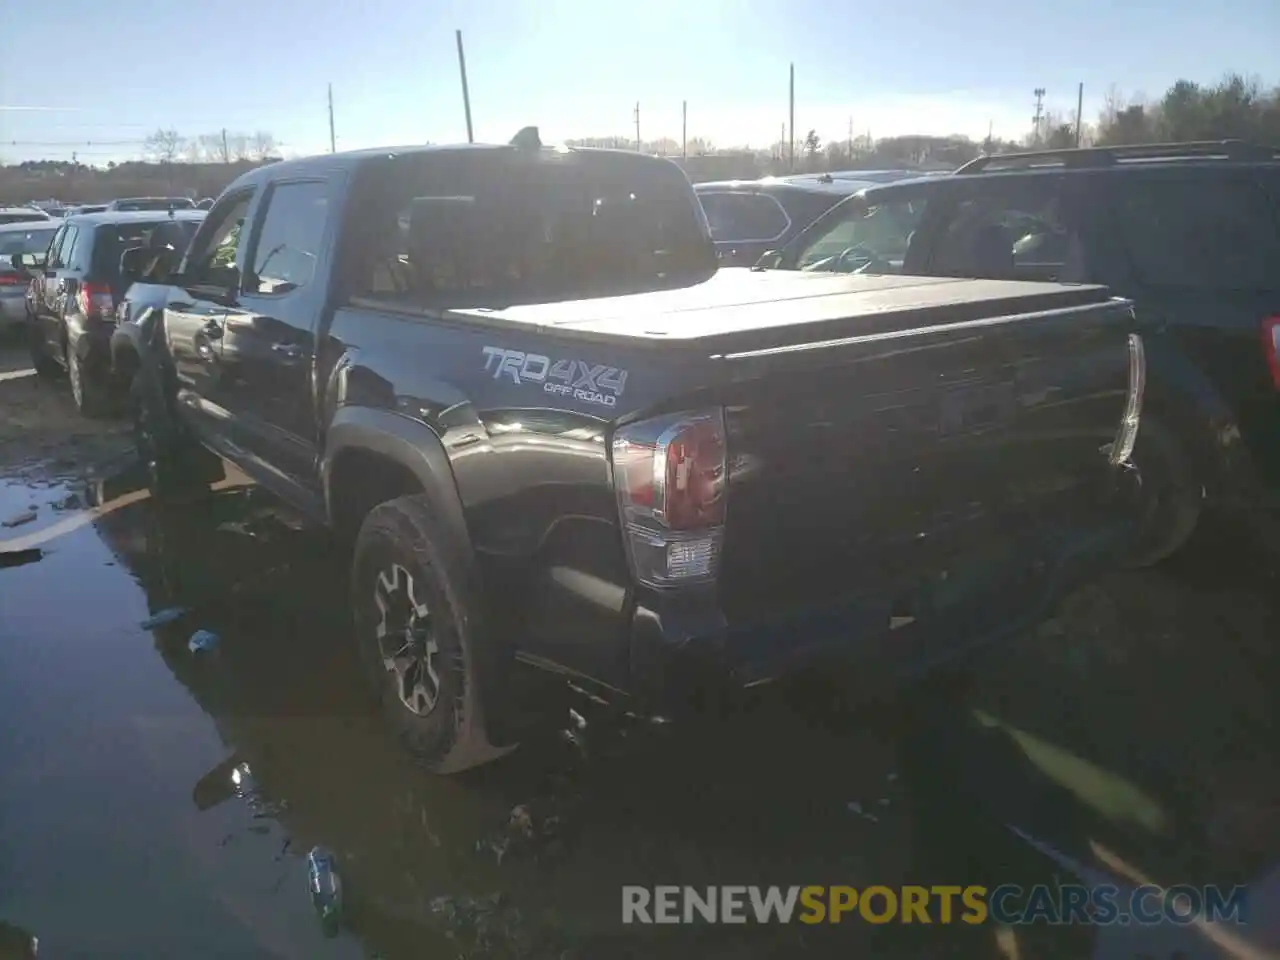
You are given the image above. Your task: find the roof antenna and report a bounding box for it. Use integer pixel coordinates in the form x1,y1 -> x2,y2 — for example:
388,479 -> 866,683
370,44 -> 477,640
510,126 -> 542,150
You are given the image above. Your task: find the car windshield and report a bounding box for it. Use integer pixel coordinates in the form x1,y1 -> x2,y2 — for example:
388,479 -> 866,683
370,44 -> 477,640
790,193 -> 929,273
349,151 -> 717,306
0,212 -> 49,225
0,226 -> 57,257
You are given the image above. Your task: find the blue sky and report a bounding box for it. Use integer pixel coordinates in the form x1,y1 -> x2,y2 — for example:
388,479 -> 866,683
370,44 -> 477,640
1,0 -> 1277,163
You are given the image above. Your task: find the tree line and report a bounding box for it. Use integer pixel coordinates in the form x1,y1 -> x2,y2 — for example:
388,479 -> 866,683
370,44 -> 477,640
143,128 -> 281,164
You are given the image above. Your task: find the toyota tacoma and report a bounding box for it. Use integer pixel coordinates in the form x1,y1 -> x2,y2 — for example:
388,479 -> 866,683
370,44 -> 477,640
120,133 -> 1146,772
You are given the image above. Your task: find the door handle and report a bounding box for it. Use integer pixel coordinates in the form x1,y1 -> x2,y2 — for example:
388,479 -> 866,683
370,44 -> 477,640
202,318 -> 224,340
271,342 -> 302,359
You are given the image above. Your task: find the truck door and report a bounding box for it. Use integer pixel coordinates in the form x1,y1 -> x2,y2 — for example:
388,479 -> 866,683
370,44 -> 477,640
217,178 -> 333,510
164,190 -> 254,447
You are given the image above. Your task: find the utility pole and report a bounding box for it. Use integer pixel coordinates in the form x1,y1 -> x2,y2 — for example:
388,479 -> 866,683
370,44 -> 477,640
681,100 -> 687,160
221,127 -> 230,163
633,102 -> 641,152
1075,82 -> 1084,147
788,63 -> 795,172
327,83 -> 336,153
1032,88 -> 1046,145
456,30 -> 474,143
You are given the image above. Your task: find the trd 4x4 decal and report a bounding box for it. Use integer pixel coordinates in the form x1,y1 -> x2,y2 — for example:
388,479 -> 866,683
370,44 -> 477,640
481,346 -> 628,408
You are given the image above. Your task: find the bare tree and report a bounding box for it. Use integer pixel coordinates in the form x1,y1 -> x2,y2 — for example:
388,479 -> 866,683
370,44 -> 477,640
199,132 -> 229,163
183,137 -> 205,163
144,128 -> 183,164
227,132 -> 251,162
250,130 -> 277,161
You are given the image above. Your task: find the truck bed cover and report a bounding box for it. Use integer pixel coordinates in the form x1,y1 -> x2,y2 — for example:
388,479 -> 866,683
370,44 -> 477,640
436,270 -> 1120,350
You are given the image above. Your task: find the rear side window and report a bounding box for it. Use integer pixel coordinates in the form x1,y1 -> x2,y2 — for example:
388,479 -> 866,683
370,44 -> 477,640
1112,176 -> 1280,290
48,226 -> 77,268
698,192 -> 790,243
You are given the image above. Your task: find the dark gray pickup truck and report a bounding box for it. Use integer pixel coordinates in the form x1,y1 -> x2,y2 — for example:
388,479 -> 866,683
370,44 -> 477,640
117,136 -> 1145,772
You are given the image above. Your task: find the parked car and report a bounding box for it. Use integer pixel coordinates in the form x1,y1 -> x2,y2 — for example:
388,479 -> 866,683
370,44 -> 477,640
105,197 -> 197,212
0,206 -> 52,225
20,209 -> 207,415
0,222 -> 59,331
695,175 -> 875,267
113,212 -> 206,327
122,136 -> 1144,774
758,139 -> 1280,562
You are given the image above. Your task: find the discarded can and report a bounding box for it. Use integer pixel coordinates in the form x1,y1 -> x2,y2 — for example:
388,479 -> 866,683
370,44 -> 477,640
187,629 -> 221,654
306,846 -> 343,936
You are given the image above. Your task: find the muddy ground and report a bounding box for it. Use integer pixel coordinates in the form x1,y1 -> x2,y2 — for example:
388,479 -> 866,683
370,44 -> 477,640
0,339 -> 131,481
1,339 -> 1278,959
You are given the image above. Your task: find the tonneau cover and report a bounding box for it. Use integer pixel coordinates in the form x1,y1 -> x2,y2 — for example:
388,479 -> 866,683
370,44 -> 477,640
446,269 -> 1117,348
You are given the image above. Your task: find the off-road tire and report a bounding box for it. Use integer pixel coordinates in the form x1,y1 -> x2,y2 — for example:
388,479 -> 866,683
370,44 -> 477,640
351,494 -> 513,774
129,362 -> 223,501
1122,418 -> 1203,568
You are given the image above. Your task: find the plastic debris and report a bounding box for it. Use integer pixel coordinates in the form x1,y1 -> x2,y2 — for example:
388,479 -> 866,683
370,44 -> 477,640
140,606 -> 189,630
2,507 -> 38,529
187,629 -> 220,653
306,846 -> 343,936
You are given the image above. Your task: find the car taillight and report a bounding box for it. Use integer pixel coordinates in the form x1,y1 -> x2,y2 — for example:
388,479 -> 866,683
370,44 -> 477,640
1263,316 -> 1280,390
0,271 -> 25,286
611,408 -> 727,588
77,281 -> 114,320
1110,333 -> 1145,466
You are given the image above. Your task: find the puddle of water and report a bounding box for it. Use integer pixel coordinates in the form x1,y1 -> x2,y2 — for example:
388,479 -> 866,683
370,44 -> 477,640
1,458 -> 1277,958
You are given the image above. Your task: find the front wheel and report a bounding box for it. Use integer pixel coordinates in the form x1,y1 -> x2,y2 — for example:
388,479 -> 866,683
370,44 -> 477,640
351,494 -> 513,774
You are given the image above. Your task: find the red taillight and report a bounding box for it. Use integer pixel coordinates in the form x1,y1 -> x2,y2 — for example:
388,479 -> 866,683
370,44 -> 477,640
612,409 -> 727,587
77,281 -> 114,320
1263,316 -> 1280,390
0,272 -> 25,286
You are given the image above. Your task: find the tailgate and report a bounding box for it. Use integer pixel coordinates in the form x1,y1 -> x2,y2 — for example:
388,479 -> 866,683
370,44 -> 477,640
710,296 -> 1138,625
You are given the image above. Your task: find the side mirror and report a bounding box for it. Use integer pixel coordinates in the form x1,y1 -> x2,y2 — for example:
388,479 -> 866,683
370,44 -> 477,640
8,253 -> 25,273
752,249 -> 782,271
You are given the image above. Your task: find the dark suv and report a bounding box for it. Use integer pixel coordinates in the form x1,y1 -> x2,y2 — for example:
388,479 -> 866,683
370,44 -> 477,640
762,140 -> 1280,561
24,210 -> 205,415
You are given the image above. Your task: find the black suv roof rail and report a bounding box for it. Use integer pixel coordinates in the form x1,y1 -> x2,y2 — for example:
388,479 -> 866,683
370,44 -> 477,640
955,139 -> 1280,174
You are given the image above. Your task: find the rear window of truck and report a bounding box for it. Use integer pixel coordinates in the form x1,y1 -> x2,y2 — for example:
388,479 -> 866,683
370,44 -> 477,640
345,150 -> 716,305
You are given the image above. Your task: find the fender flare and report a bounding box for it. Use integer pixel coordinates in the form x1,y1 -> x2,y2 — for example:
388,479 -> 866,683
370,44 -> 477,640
321,406 -> 473,560
1140,335 -> 1256,502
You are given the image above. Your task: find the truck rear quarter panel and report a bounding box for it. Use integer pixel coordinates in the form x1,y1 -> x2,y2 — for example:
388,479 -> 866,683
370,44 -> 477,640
323,305 -> 714,689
